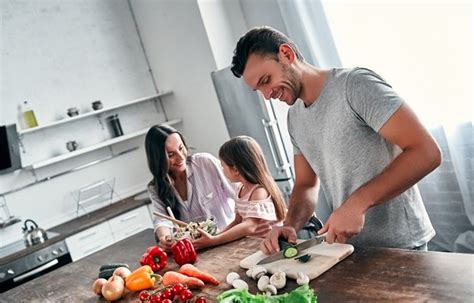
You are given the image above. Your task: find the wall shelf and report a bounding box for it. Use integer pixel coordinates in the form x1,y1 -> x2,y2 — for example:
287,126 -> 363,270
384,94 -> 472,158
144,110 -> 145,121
18,90 -> 173,135
23,118 -> 182,170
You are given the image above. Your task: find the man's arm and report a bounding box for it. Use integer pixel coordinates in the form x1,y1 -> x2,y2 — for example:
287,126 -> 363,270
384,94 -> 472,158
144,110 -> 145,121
260,154 -> 320,254
320,103 -> 442,243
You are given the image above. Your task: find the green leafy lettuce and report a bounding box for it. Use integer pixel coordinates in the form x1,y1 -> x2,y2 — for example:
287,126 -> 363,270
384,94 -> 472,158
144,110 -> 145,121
217,284 -> 317,303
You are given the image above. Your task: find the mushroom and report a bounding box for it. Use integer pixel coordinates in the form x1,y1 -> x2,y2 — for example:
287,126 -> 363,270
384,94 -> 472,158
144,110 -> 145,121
263,284 -> 278,296
231,279 -> 249,290
246,266 -> 268,280
226,272 -> 240,284
269,270 -> 286,289
296,272 -> 310,285
257,275 -> 270,291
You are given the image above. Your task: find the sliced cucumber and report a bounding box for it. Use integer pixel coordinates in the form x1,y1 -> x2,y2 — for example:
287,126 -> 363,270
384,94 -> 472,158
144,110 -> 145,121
283,246 -> 299,258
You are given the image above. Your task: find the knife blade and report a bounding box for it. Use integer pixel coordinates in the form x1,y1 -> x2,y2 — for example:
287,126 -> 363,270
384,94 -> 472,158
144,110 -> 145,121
256,234 -> 326,265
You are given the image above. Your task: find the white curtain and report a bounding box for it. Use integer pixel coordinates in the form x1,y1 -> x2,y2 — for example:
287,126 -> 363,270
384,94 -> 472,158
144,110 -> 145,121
276,0 -> 473,252
425,122 -> 474,252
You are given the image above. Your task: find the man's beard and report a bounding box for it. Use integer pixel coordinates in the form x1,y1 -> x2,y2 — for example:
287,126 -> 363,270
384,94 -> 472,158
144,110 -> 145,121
281,64 -> 302,103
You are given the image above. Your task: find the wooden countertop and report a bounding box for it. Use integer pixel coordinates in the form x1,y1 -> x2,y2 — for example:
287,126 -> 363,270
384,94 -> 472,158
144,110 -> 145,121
0,195 -> 150,266
3,229 -> 473,302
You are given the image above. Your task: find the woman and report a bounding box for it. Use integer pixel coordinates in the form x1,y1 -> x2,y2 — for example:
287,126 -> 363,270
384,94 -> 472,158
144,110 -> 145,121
145,125 -> 235,251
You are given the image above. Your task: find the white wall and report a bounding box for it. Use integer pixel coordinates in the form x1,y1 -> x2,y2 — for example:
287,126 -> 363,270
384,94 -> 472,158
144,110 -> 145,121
0,0 -> 158,245
129,0 -> 230,155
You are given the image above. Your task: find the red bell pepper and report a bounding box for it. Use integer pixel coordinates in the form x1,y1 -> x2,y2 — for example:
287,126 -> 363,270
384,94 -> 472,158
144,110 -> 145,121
171,238 -> 197,266
140,246 -> 168,272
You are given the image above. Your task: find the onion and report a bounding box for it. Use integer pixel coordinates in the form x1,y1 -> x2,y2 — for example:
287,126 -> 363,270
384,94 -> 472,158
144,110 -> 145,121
101,275 -> 125,301
113,267 -> 132,280
92,278 -> 107,296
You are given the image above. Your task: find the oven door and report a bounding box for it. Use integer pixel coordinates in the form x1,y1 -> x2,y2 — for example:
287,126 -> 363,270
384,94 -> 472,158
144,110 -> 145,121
0,241 -> 72,293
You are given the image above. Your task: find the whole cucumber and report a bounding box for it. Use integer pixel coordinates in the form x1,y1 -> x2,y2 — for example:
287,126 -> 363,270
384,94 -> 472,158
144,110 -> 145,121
98,268 -> 116,280
99,263 -> 130,271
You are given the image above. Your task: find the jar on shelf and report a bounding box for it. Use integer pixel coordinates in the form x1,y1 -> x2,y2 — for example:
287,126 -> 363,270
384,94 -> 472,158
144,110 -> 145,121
22,101 -> 38,128
67,107 -> 79,117
106,114 -> 123,137
92,100 -> 103,110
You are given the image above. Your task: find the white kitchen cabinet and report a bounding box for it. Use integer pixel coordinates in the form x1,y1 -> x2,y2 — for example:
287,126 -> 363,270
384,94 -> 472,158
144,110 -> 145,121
109,205 -> 153,242
65,221 -> 114,262
65,205 -> 153,261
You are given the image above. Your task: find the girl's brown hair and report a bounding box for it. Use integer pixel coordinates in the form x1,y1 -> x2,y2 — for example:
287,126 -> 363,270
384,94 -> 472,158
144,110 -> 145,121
219,136 -> 286,221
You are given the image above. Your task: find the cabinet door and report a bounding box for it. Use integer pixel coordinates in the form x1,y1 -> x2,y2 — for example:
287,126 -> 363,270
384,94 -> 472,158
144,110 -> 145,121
109,205 -> 153,242
65,221 -> 114,262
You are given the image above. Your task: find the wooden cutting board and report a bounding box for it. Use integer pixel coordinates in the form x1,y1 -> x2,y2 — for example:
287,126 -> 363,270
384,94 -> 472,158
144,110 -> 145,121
240,242 -> 354,280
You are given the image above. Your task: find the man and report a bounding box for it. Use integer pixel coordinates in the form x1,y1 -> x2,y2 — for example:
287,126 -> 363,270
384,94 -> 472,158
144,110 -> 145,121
230,26 -> 441,253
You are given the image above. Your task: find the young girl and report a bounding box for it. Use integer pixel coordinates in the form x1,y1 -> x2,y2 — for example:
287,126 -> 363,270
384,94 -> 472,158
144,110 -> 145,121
192,136 -> 286,250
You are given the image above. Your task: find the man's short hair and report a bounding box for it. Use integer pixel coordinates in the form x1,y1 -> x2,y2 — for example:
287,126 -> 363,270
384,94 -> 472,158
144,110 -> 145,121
231,26 -> 304,78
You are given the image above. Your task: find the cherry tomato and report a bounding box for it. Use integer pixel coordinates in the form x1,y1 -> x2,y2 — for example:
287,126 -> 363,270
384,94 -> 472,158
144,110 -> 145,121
161,299 -> 173,303
139,290 -> 151,302
180,289 -> 193,301
171,283 -> 185,296
161,288 -> 174,300
150,293 -> 162,303
195,297 -> 207,303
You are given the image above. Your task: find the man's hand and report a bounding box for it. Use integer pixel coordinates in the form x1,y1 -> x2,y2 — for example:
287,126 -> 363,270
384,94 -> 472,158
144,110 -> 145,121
260,226 -> 298,255
318,200 -> 366,243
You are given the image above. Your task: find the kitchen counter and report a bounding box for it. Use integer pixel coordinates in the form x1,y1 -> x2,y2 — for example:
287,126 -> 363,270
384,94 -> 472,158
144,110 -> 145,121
0,194 -> 150,266
3,229 -> 473,302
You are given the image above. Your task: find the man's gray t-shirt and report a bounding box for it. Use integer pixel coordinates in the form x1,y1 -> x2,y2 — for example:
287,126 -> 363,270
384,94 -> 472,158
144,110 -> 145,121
288,67 -> 435,248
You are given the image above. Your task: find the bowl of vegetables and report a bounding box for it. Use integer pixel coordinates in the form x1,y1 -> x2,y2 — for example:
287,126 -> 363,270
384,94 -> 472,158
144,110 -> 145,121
173,216 -> 217,240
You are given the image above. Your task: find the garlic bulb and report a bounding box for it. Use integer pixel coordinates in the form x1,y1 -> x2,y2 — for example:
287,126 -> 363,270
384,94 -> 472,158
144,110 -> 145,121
257,275 -> 270,291
226,272 -> 240,284
269,270 -> 286,289
296,272 -> 310,285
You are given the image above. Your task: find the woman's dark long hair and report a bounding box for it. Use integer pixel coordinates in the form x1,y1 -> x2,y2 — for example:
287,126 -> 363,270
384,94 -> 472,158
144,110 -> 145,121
219,136 -> 286,221
145,125 -> 188,219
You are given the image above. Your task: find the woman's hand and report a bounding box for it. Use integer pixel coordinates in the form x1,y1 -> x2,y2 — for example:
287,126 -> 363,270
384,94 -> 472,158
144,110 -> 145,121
157,234 -> 173,252
191,228 -> 216,250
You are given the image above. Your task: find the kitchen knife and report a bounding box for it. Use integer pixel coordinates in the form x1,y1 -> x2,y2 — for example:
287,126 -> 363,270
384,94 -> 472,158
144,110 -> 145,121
256,233 -> 327,265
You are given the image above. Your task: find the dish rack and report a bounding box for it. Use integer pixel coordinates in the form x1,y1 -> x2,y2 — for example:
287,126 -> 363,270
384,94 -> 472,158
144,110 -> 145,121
71,178 -> 117,217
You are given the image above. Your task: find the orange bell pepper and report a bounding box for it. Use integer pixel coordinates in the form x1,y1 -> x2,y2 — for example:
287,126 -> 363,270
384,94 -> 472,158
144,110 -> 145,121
125,265 -> 162,291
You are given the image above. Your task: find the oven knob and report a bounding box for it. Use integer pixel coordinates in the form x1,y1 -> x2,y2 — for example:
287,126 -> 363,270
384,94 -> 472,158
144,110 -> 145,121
37,256 -> 44,262
7,269 -> 15,275
52,250 -> 58,256
58,247 -> 64,253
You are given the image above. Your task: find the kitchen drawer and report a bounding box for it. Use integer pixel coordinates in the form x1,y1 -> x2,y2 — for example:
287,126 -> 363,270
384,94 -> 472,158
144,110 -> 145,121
109,205 -> 153,242
65,221 -> 114,261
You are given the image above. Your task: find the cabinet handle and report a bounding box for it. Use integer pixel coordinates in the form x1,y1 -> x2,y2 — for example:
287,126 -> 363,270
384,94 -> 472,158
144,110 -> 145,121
83,244 -> 103,256
78,231 -> 97,241
120,213 -> 139,222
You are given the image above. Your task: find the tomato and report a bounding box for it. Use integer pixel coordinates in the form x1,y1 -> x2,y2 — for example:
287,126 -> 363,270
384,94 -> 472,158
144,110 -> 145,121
171,283 -> 185,296
161,299 -> 173,303
150,293 -> 162,303
139,290 -> 150,302
180,289 -> 193,301
195,297 -> 207,303
161,288 -> 174,300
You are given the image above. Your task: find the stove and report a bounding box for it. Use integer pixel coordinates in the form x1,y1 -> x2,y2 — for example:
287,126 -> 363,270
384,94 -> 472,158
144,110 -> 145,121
0,231 -> 59,259
0,231 -> 72,292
